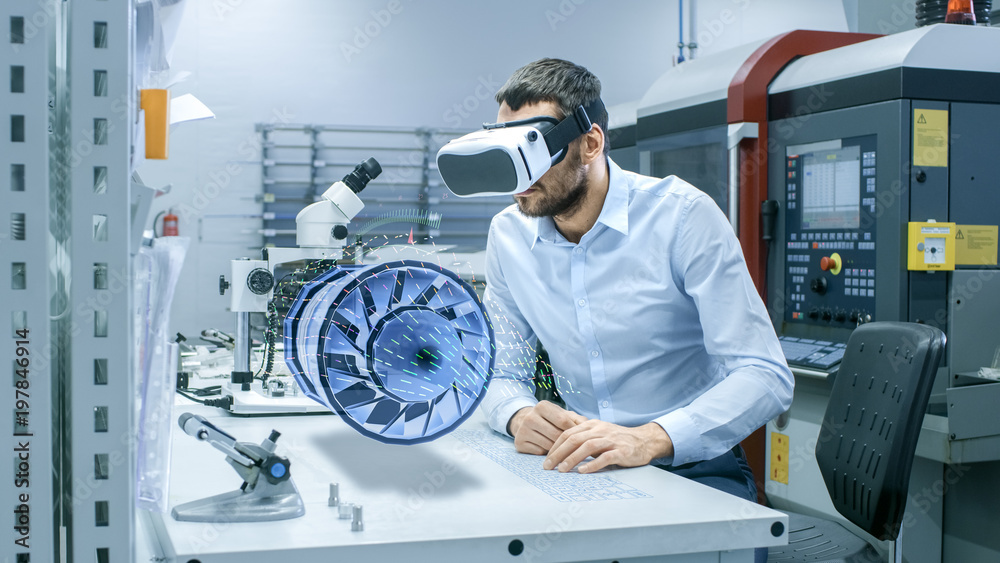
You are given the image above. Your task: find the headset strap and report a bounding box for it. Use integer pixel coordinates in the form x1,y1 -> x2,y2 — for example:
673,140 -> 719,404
542,98 -> 606,157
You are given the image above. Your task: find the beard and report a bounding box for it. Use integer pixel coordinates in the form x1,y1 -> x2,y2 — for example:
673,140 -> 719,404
514,154 -> 588,219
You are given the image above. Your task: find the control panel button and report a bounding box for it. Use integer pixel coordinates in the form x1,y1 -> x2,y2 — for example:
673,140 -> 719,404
820,255 -> 841,273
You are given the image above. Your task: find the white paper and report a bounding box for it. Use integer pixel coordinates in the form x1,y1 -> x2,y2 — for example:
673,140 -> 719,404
158,0 -> 189,69
164,70 -> 192,89
170,93 -> 215,125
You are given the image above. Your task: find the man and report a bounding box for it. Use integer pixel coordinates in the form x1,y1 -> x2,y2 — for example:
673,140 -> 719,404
479,58 -> 794,517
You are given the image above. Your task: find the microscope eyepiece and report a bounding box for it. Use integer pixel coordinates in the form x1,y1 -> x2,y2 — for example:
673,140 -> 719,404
342,157 -> 382,194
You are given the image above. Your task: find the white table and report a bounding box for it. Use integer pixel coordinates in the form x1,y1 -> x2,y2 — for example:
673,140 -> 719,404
144,404 -> 787,563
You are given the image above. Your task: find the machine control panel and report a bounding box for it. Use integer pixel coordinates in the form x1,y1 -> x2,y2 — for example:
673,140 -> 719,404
777,337 -> 847,370
782,135 -> 878,357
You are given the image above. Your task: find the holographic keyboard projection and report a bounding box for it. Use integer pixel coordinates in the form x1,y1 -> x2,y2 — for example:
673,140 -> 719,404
452,430 -> 653,502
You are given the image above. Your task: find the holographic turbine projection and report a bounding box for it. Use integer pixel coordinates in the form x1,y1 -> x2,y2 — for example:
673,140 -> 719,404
284,260 -> 494,444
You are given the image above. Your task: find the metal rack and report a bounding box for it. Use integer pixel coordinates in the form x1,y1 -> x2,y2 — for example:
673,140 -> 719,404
257,124 -> 510,251
67,1 -> 136,561
2,2 -> 57,561
2,1 -> 136,561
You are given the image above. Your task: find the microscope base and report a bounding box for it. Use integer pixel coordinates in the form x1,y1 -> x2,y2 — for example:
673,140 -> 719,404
171,479 -> 305,522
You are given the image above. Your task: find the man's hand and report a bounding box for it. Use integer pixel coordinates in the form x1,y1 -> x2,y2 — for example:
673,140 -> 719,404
508,401 -> 587,455
543,420 -> 674,474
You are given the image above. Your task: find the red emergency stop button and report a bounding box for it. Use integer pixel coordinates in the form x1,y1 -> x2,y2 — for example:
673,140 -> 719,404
820,253 -> 842,275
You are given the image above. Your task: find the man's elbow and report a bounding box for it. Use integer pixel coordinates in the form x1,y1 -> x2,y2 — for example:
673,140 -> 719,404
775,365 -> 795,411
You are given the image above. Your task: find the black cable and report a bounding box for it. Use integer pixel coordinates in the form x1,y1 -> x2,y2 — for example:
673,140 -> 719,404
176,388 -> 208,404
176,388 -> 233,410
255,259 -> 335,382
264,302 -> 277,378
253,259 -> 342,384
152,210 -> 165,238
258,301 -> 278,384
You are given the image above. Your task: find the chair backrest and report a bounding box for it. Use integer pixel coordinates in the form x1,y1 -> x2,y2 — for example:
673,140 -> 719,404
814,321 -> 946,542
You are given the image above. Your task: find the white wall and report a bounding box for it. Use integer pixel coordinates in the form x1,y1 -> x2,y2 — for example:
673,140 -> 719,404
138,0 -> 851,337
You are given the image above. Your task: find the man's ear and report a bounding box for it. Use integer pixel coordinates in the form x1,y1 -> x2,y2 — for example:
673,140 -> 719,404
581,124 -> 605,164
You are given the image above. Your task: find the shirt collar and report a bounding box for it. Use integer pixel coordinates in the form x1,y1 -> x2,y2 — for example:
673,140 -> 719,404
530,158 -> 630,249
598,159 -> 630,237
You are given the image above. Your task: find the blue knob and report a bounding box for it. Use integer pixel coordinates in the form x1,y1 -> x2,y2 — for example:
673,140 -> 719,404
270,463 -> 286,479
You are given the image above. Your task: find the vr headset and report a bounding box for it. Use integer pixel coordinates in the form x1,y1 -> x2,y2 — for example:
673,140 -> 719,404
436,98 -> 605,197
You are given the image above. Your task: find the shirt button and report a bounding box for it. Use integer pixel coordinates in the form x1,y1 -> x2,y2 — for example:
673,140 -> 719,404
590,350 -> 599,357
601,400 -> 610,408
577,299 -> 586,307
574,247 -> 583,255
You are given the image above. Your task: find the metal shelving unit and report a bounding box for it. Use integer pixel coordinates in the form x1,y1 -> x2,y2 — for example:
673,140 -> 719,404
257,124 -> 511,251
2,1 -> 136,561
1,2 -> 57,561
66,1 -> 135,562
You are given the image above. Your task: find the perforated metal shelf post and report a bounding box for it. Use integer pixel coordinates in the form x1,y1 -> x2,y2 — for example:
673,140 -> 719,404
1,2 -> 57,561
68,1 -> 135,561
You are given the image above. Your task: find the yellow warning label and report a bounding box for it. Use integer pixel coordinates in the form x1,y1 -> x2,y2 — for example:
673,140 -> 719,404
955,225 -> 998,266
913,109 -> 948,167
770,432 -> 789,485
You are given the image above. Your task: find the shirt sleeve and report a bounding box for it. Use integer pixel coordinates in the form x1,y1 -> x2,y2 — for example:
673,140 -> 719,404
653,194 -> 794,466
479,220 -> 539,436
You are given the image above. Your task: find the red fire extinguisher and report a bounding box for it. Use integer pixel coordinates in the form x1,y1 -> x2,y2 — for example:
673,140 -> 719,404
162,209 -> 179,236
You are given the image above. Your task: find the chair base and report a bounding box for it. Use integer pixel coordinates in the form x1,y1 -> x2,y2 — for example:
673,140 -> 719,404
768,512 -> 882,562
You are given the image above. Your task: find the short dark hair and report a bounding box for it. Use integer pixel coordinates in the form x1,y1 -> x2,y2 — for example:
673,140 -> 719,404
495,58 -> 609,155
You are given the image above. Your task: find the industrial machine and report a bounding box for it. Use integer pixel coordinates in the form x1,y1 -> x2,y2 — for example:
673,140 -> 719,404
633,24 -> 1000,562
761,29 -> 1000,562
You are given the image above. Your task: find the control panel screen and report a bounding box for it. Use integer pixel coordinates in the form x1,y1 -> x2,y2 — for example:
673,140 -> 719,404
783,135 -> 877,345
800,146 -> 861,230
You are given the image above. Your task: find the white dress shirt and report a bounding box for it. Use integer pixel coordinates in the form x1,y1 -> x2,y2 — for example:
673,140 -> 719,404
479,158 -> 794,466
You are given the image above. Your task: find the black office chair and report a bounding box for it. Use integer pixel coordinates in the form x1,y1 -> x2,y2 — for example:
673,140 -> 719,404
768,322 -> 946,563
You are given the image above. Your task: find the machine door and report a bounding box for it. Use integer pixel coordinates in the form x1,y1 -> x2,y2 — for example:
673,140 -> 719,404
638,125 -> 730,222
